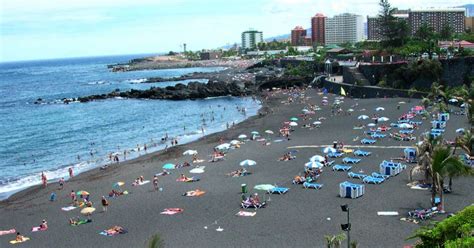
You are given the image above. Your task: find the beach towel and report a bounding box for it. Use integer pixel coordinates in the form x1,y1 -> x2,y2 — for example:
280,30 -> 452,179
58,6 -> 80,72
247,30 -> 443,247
99,227 -> 128,236
377,211 -> 399,216
31,226 -> 47,232
61,206 -> 77,211
71,219 -> 92,226
183,190 -> 206,197
190,167 -> 205,174
236,211 -> 256,217
160,208 -> 183,215
9,237 -> 30,244
0,229 -> 16,236
132,180 -> 150,186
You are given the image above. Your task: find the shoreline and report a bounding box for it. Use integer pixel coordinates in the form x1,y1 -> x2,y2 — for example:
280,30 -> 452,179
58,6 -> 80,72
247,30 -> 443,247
1,95 -> 268,204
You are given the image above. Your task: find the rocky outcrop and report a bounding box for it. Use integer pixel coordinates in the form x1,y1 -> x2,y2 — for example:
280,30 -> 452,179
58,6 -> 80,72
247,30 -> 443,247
77,81 -> 253,102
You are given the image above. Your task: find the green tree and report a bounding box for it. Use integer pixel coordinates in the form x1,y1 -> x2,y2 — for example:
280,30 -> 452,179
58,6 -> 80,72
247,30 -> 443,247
324,233 -> 346,248
409,205 -> 474,248
415,23 -> 436,58
440,24 -> 453,40
378,0 -> 410,47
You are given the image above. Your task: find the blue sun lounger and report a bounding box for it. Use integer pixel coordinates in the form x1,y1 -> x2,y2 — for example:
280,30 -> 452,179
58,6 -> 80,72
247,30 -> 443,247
268,187 -> 289,194
390,123 -> 399,127
371,133 -> 386,139
333,164 -> 352,171
371,172 -> 390,179
354,150 -> 371,156
409,121 -> 422,125
399,129 -> 414,134
303,182 -> 323,189
328,152 -> 343,158
348,172 -> 368,179
361,138 -> 376,144
343,157 -> 361,164
363,176 -> 385,184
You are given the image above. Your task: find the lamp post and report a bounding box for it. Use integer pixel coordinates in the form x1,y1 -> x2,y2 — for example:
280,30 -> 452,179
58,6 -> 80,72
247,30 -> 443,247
341,204 -> 350,248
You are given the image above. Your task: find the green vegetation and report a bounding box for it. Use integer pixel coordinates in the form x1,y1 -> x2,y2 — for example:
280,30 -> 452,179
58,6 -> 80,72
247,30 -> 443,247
257,40 -> 290,51
324,233 -> 346,248
378,0 -> 410,48
148,234 -> 164,248
409,205 -> 474,248
284,62 -> 313,77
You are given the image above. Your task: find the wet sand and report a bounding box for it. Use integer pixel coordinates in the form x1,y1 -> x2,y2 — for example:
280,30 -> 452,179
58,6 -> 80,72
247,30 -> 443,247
0,88 -> 472,248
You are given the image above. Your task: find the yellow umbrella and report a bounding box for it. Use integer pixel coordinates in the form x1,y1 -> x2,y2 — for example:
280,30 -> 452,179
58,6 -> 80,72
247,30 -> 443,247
114,182 -> 125,187
81,207 -> 96,215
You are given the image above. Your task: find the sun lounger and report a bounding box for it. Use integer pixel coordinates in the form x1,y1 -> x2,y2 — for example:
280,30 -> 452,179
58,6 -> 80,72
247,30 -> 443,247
363,176 -> 385,184
333,164 -> 352,171
408,207 -> 438,220
268,187 -> 289,194
328,152 -> 343,158
399,129 -> 414,134
371,133 -> 386,139
353,150 -> 371,156
160,208 -> 184,215
342,157 -> 361,164
361,138 -> 376,144
390,123 -> 399,127
0,229 -> 16,236
236,211 -> 256,217
371,172 -> 390,179
348,172 -> 368,179
303,182 -> 323,189
241,200 -> 266,209
324,160 -> 335,167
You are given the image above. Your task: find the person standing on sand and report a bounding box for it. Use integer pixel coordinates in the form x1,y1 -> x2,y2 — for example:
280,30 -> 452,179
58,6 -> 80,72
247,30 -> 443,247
59,177 -> 65,190
41,172 -> 47,188
68,167 -> 74,178
153,176 -> 159,191
101,196 -> 109,212
70,190 -> 77,203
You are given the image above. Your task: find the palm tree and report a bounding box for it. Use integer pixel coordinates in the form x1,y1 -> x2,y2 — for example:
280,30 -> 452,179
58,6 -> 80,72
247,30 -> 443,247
324,233 -> 346,248
455,130 -> 473,157
431,146 -> 471,211
427,82 -> 445,102
421,97 -> 431,109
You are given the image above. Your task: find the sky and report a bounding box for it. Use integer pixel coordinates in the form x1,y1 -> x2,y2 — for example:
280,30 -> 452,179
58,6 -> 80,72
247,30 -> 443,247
0,0 -> 471,62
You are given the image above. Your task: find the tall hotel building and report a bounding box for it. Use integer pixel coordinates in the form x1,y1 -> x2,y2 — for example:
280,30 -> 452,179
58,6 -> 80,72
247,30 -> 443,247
409,8 -> 466,35
311,13 -> 326,45
241,30 -> 263,50
325,13 -> 364,45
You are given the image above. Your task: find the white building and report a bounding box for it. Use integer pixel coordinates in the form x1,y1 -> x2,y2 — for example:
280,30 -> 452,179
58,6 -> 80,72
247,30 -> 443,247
325,13 -> 364,45
241,30 -> 263,50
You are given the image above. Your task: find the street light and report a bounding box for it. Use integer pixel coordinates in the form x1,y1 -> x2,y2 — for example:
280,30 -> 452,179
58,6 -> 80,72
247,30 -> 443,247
341,204 -> 350,248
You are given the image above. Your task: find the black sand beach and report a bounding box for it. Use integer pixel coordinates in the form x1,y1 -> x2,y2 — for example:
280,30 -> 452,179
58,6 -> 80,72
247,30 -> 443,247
1,88 -> 472,248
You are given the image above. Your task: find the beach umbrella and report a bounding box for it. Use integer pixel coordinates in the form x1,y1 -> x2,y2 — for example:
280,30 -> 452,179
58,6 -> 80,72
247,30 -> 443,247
398,123 -> 413,129
456,128 -> 465,134
238,134 -> 247,139
302,109 -> 309,113
289,122 -> 298,127
230,140 -> 241,145
322,147 -> 337,154
358,115 -> 369,120
254,184 -> 275,191
398,101 -> 406,104
347,108 -> 354,112
313,121 -> 322,125
76,190 -> 89,196
323,96 -> 328,99
113,182 -> 125,187
265,130 -> 274,134
215,143 -> 231,150
375,107 -> 385,111
251,131 -> 259,135
367,123 -> 376,127
183,150 -> 198,155
81,207 -> 96,215
240,160 -> 257,167
290,117 -> 299,121
310,155 -> 325,162
378,117 -> 389,122
460,103 -> 466,108
448,98 -> 458,103
162,163 -> 176,170
412,106 -> 424,111
305,161 -> 323,169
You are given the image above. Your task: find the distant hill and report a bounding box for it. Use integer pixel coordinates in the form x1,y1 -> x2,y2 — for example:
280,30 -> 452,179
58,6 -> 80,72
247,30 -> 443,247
264,28 -> 311,42
459,4 -> 473,17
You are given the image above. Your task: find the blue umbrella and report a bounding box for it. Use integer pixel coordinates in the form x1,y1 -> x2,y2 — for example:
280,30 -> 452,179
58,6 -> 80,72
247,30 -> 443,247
305,161 -> 323,169
162,163 -> 176,170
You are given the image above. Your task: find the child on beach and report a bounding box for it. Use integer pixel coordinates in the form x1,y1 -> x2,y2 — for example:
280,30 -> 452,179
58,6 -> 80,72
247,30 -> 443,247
101,196 -> 109,212
15,232 -> 25,242
70,190 -> 77,203
59,177 -> 65,189
153,176 -> 159,191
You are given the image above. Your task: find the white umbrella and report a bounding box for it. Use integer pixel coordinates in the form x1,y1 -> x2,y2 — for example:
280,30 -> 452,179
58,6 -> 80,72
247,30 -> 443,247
240,160 -> 257,166
215,143 -> 231,150
456,128 -> 465,134
375,107 -> 385,111
448,99 -> 458,103
265,130 -> 274,134
347,108 -> 354,112
310,155 -> 325,162
289,122 -> 298,127
322,147 -> 336,154
323,96 -> 328,99
398,101 -> 406,104
378,117 -> 389,122
190,167 -> 205,174
313,121 -> 322,125
367,123 -> 376,127
460,103 -> 466,108
238,134 -> 247,139
251,131 -> 259,135
183,150 -> 198,155
305,161 -> 323,169
230,140 -> 241,145
302,109 -> 309,113
358,115 -> 369,120
398,123 -> 413,129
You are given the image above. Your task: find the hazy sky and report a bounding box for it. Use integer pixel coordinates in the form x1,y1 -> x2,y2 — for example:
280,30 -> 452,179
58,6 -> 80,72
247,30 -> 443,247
0,0 -> 471,62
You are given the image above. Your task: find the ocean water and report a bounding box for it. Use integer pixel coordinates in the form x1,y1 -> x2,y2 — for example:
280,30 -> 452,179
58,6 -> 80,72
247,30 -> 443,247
0,55 -> 260,200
